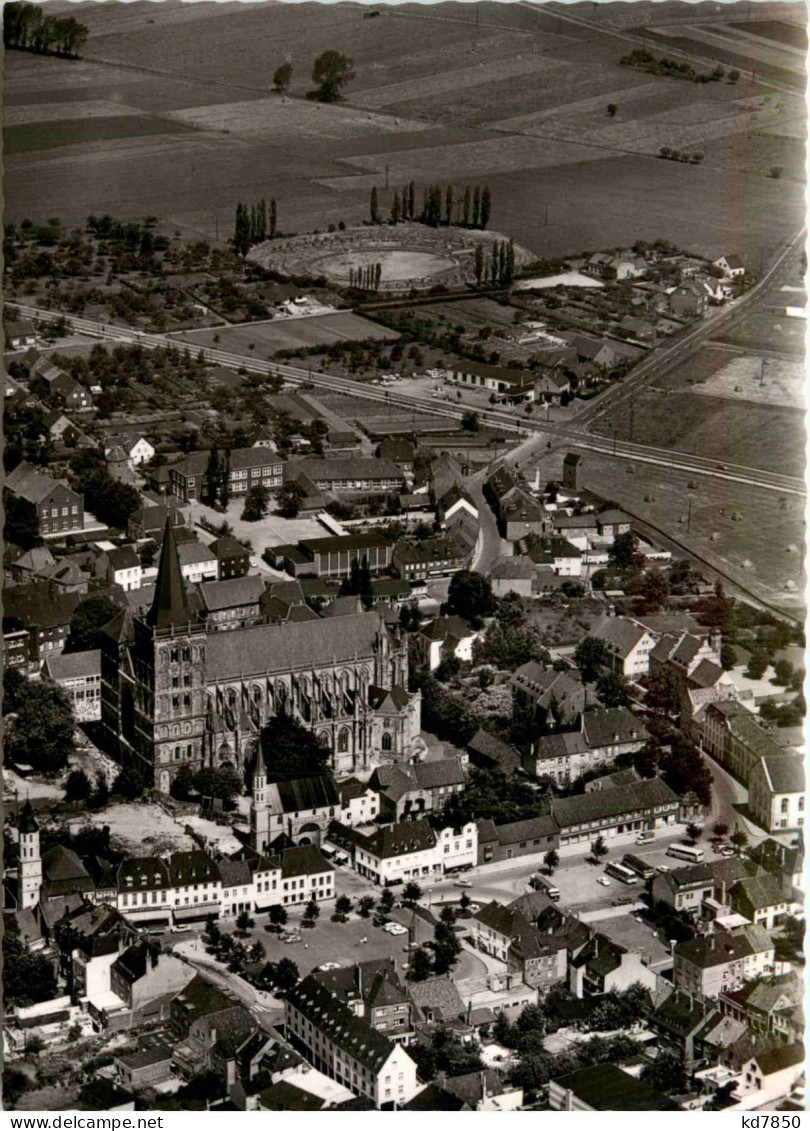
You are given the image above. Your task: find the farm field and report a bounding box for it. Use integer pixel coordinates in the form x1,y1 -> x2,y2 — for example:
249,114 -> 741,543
589,345 -> 805,476
171,312 -> 399,355
634,27 -> 803,91
729,18 -> 808,49
536,448 -> 806,609
4,0 -> 804,264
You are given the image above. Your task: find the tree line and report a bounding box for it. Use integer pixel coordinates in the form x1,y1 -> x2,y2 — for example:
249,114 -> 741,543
370,182 -> 492,229
4,1 -> 88,56
233,198 -> 277,256
348,262 -> 382,290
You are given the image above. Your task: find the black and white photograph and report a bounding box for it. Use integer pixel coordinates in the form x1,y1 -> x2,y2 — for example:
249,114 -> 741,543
2,0 -> 806,1116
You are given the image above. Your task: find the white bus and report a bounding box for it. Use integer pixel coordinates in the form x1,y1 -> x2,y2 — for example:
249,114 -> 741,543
605,862 -> 637,885
666,844 -> 705,863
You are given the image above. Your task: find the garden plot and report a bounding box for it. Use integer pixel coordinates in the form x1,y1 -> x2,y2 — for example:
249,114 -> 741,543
694,355 -> 806,409
167,98 -> 433,142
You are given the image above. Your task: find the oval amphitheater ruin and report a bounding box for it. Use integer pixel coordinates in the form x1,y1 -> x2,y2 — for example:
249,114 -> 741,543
247,223 -> 535,293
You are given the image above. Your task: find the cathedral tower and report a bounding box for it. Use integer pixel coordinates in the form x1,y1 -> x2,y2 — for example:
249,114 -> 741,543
131,518 -> 208,794
18,799 -> 42,910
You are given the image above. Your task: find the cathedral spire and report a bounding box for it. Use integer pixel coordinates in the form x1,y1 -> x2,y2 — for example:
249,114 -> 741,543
146,516 -> 191,631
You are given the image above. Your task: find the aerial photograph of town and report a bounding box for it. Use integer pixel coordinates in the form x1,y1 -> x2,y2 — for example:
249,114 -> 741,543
1,0 -> 806,1115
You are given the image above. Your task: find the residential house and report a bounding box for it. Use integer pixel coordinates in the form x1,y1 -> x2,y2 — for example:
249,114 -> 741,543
370,758 -> 466,823
313,958 -> 412,1040
177,540 -> 218,585
673,926 -> 775,997
408,974 -> 466,1032
367,577 -> 412,609
198,576 -> 266,630
6,319 -> 37,349
510,662 -> 586,730
6,462 -> 84,536
177,1001 -> 255,1081
595,509 -> 632,540
713,254 -> 746,278
286,458 -> 403,495
670,281 -> 708,319
733,1043 -> 804,1106
210,536 -> 250,580
720,974 -> 804,1045
106,943 -> 194,1030
466,729 -> 522,775
3,581 -> 84,668
748,753 -> 805,833
43,649 -> 102,722
438,484 -> 478,525
524,533 -> 583,577
284,975 -> 420,1107
101,545 -> 142,592
700,699 -> 759,772
549,1064 -> 679,1111
475,815 -> 559,866
114,1042 -> 175,1089
440,1069 -> 523,1112
490,556 -> 534,598
8,545 -> 57,584
469,901 -> 568,990
377,438 -> 415,474
338,778 -> 381,826
649,988 -> 720,1068
526,707 -> 648,787
569,933 -> 658,998
534,371 -> 571,404
551,775 -> 679,847
500,492 -> 547,542
169,448 -> 285,501
548,513 -> 598,553
749,839 -> 804,891
618,315 -> 656,344
730,873 -> 800,931
568,335 -> 621,368
116,856 -> 173,925
650,859 -> 754,919
590,615 -> 657,677
31,357 -> 93,412
168,850 -> 222,924
413,615 -> 481,671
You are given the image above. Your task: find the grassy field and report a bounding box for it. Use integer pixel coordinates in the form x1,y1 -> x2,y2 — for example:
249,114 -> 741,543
172,312 -> 399,354
589,346 -> 806,476
536,447 -> 806,609
4,0 -> 804,262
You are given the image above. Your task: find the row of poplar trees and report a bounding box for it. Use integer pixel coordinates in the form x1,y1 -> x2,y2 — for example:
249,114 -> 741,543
370,183 -> 492,229
474,238 -> 516,286
233,198 -> 278,256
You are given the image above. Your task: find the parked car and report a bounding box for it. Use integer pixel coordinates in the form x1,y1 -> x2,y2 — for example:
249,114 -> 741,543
454,879 -> 473,888
386,923 -> 408,936
467,903 -> 480,913
281,932 -> 302,944
170,925 -> 191,934
318,962 -> 341,971
597,877 -> 611,887
636,833 -> 654,845
718,845 -> 735,858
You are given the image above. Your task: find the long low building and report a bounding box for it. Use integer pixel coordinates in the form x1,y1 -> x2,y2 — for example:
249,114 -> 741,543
328,819 -> 477,885
270,531 -> 394,579
550,776 -> 679,847
286,458 -> 404,495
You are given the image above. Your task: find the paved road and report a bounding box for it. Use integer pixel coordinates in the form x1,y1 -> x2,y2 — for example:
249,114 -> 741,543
467,471 -> 505,574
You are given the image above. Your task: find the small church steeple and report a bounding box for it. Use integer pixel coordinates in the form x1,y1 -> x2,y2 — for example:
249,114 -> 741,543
18,799 -> 42,910
146,517 -> 191,631
250,745 -> 269,852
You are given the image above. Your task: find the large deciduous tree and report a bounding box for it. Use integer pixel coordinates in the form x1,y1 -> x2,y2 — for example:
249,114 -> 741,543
312,50 -> 354,102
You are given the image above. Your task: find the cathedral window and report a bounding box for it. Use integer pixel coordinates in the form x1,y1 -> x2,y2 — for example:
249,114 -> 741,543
338,729 -> 349,753
170,648 -> 179,663
172,677 -> 179,689
382,733 -> 393,753
182,648 -> 191,662
174,747 -> 181,760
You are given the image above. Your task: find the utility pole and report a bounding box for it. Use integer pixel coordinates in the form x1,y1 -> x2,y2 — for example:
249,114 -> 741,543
687,497 -> 692,533
628,389 -> 635,442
